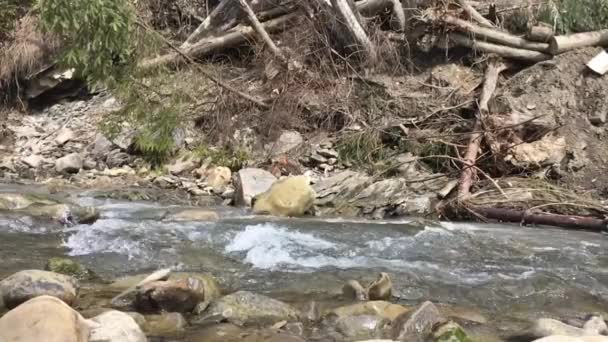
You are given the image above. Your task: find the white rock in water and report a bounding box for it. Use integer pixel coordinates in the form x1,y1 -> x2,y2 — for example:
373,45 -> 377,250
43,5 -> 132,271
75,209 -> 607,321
90,310 -> 147,342
55,153 -> 83,173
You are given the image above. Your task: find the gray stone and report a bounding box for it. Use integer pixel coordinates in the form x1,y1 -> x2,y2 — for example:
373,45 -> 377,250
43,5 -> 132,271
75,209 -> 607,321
196,291 -> 298,326
143,312 -> 187,335
391,301 -> 446,341
112,127 -> 137,151
317,148 -> 339,159
91,134 -> 114,156
54,128 -> 75,145
168,155 -> 200,176
90,310 -> 147,342
309,152 -> 328,164
335,315 -> 388,339
233,168 -> 277,206
83,158 -> 97,170
55,153 -> 83,173
0,270 -> 79,309
22,154 -> 44,168
266,130 -> 304,157
106,149 -> 132,168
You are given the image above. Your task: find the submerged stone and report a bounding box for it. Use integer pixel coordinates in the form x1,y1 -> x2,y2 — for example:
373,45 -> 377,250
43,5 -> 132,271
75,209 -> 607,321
45,257 -> 98,281
0,269 -> 79,309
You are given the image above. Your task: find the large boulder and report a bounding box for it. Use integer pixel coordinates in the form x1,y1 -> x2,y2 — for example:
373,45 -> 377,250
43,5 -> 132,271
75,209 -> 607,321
233,168 -> 277,206
55,153 -> 83,173
519,317 -> 608,340
196,291 -> 299,326
205,166 -> 232,193
391,301 -> 446,341
0,192 -> 99,224
252,175 -> 315,217
90,310 -> 147,342
0,269 -> 79,309
135,277 -> 206,313
265,130 -> 304,157
0,295 -> 94,342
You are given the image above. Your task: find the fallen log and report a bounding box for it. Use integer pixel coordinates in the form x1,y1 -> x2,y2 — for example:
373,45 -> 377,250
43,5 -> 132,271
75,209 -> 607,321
239,0 -> 288,63
458,58 -> 506,201
458,0 -> 494,28
140,14 -> 297,69
443,15 -> 549,52
447,33 -> 553,62
329,0 -> 377,63
474,207 -> 607,232
549,30 -> 608,55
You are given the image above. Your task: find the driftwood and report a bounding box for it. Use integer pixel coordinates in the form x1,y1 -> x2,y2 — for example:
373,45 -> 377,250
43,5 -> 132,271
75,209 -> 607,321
549,30 -> 608,55
458,58 -> 506,201
457,0 -> 494,28
448,33 -> 552,62
239,0 -> 288,63
475,207 -> 607,232
526,23 -> 554,43
443,15 -> 549,52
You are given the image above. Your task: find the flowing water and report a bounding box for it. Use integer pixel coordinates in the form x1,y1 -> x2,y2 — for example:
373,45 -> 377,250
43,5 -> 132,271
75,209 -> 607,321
1,187 -> 608,338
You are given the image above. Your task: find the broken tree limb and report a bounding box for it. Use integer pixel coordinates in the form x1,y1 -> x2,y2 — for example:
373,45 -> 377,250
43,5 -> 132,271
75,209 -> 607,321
474,207 -> 607,232
458,58 -> 507,201
549,29 -> 608,55
447,33 -> 553,62
388,0 -> 406,32
140,13 -> 297,69
443,15 -> 549,52
457,0 -> 494,28
526,23 -> 554,43
239,0 -> 288,63
136,21 -> 270,109
330,0 -> 377,63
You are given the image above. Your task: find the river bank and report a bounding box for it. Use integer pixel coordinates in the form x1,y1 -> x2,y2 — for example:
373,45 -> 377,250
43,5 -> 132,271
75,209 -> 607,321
1,186 -> 608,341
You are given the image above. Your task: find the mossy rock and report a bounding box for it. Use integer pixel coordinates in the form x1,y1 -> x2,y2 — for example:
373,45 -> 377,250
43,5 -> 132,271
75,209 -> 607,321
434,321 -> 474,342
45,258 -> 98,281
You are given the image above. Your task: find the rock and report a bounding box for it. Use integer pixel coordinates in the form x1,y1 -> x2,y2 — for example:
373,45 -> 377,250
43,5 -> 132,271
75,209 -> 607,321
505,135 -> 566,169
252,175 -> 315,217
233,168 -> 277,206
342,279 -> 368,301
533,337 -> 608,342
334,315 -> 389,339
266,130 -> 304,157
0,269 -> 79,309
168,154 -> 200,176
135,277 -> 206,313
22,154 -> 44,168
0,295 -> 94,342
309,152 -> 328,164
583,316 -> 608,334
166,208 -> 219,222
154,175 -> 178,188
91,133 -> 114,156
113,127 -> 137,151
524,318 -> 599,339
54,128 -> 75,145
110,269 -> 172,310
82,158 -> 97,170
196,291 -> 299,326
106,149 -> 132,168
90,310 -> 147,342
432,321 -> 473,342
205,166 -> 232,193
367,272 -> 392,301
391,301 -> 446,341
45,257 -> 97,281
143,312 -> 187,335
0,192 -> 98,224
126,311 -> 147,328
330,301 -> 409,322
55,153 -> 83,173
317,148 -> 339,159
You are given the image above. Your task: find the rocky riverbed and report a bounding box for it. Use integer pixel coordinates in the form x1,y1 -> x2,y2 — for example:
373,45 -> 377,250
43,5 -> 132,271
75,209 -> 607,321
1,186 -> 608,341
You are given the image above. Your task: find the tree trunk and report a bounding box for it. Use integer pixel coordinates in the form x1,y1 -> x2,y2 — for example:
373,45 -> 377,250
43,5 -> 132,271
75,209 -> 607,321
474,207 -> 607,232
447,33 -> 553,62
549,30 -> 608,55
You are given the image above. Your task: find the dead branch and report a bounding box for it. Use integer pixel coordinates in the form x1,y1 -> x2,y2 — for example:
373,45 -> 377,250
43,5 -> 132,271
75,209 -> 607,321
388,0 -> 406,32
239,0 -> 288,63
526,23 -> 554,43
548,29 -> 608,55
457,0 -> 494,28
137,21 -> 270,109
458,58 -> 507,201
473,207 -> 607,232
330,0 -> 377,63
446,33 -> 553,62
443,15 -> 549,52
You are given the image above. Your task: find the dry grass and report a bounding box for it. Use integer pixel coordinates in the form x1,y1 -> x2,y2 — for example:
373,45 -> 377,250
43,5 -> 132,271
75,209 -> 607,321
0,14 -> 61,92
